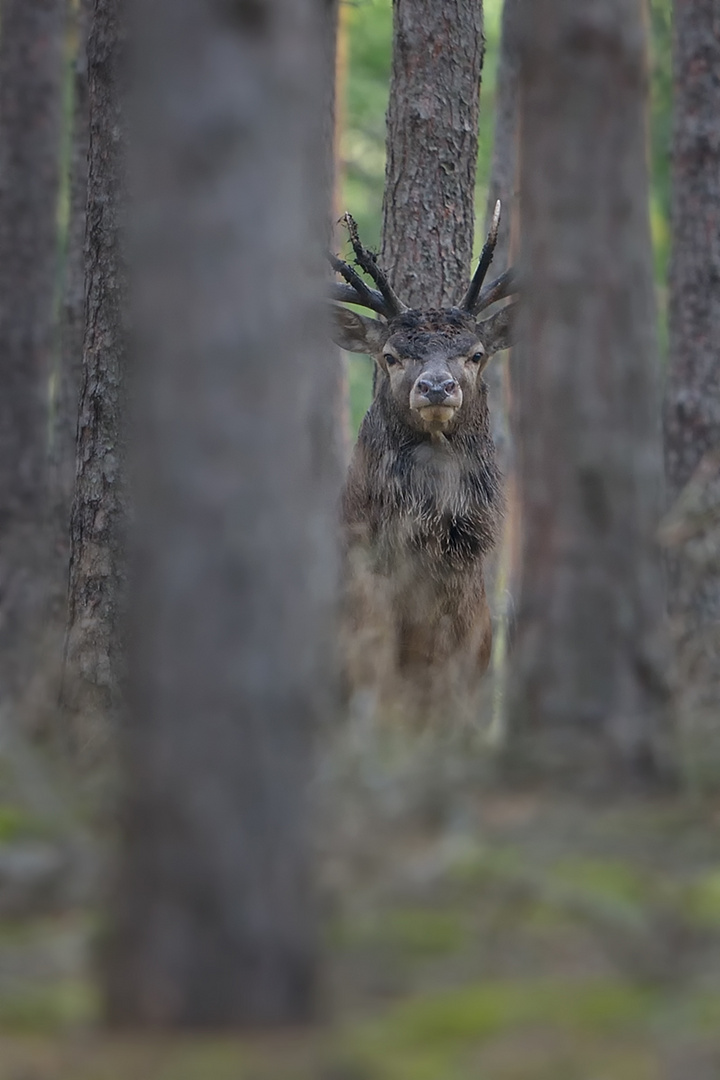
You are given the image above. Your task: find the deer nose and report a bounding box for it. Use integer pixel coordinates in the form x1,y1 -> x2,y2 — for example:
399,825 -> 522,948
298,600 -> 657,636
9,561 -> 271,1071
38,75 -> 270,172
416,377 -> 458,405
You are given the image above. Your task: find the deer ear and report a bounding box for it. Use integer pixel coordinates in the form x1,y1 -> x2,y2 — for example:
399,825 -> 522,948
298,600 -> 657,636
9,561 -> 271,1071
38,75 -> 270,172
475,300 -> 518,357
331,306 -> 388,355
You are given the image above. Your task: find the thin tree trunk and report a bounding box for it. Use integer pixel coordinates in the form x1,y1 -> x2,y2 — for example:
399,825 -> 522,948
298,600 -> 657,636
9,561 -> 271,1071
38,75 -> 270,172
0,0 -> 65,700
328,0 -> 352,458
381,0 -> 484,309
483,0 -> 520,478
51,0 -> 92,587
664,1 -> 720,629
62,0 -> 126,759
482,0 -> 522,742
508,0 -> 672,788
105,0 -> 340,1027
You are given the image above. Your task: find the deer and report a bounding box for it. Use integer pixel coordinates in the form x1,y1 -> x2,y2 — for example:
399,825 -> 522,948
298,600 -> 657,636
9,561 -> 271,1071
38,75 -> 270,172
330,203 -> 518,723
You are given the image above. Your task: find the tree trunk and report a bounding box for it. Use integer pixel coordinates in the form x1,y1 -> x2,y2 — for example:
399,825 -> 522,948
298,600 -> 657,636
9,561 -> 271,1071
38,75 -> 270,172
482,0 -> 522,741
483,0 -> 520,268
483,0 -> 520,477
380,0 -> 484,309
105,0 -> 340,1027
507,0 -> 672,788
51,0 -> 92,587
664,0 -> 720,629
0,0 -> 65,700
62,0 -> 126,758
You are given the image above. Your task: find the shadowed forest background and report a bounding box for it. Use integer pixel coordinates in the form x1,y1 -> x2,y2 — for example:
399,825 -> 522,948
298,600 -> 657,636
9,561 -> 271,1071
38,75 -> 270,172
1,0 -> 720,1078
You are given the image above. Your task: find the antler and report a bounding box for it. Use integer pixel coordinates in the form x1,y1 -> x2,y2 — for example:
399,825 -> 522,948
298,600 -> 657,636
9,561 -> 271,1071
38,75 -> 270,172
330,205 -> 517,321
328,252 -> 388,316
329,213 -> 407,320
461,200 -> 503,315
474,266 -> 518,315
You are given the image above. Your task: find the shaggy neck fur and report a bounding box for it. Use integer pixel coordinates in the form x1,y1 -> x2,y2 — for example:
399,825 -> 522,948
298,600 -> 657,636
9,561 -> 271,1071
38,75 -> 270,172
344,374 -> 502,574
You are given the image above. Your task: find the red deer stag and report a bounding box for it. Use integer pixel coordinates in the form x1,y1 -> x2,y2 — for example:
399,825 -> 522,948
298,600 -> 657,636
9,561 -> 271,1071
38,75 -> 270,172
331,204 -> 518,722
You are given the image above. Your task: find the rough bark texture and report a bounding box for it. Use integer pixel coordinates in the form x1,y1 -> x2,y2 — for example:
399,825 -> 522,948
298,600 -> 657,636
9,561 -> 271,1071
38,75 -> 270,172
664,0 -> 720,629
0,0 -> 65,699
105,0 -> 340,1027
380,0 -> 484,309
51,0 -> 92,583
508,0 -> 672,787
62,0 -> 126,757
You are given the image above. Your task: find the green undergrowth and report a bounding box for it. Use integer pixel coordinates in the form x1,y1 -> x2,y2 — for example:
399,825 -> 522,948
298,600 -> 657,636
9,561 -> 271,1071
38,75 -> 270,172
0,979 -> 96,1034
2,978 -> 720,1080
331,906 -> 469,959
2,797 -> 720,1077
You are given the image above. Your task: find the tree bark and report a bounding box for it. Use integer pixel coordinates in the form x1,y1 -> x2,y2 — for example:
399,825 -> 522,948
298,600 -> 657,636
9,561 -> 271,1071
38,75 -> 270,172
51,0 -> 92,586
380,0 -> 484,309
62,0 -> 126,757
105,0 -> 340,1027
507,0 -> 672,788
0,0 -> 65,700
664,0 -> 720,630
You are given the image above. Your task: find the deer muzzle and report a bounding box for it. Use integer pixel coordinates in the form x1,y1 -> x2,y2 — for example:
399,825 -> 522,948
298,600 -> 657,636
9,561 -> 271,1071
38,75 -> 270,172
410,373 -> 463,427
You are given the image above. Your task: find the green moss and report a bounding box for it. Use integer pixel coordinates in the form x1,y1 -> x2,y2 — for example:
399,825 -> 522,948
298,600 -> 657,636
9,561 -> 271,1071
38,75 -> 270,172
0,806 -> 55,842
447,842 -> 521,884
383,980 -> 653,1044
550,858 -> 650,906
683,870 -> 720,928
453,848 -> 656,933
0,979 -> 98,1034
334,907 -> 468,959
680,991 -> 720,1035
343,981 -> 659,1080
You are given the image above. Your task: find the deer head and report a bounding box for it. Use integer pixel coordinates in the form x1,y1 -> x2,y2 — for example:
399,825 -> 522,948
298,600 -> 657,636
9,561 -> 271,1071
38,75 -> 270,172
329,203 -> 518,437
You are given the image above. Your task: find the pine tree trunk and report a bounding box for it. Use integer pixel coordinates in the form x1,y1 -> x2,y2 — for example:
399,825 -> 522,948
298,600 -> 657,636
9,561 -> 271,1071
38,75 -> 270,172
62,0 -> 126,757
381,0 -> 484,308
51,0 -> 92,586
507,0 -> 672,788
0,0 -> 65,700
104,0 -> 340,1027
664,0 -> 720,629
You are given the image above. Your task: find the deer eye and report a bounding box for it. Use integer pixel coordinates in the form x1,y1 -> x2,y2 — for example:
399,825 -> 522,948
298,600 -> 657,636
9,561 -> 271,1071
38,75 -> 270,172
468,349 -> 485,364
383,352 -> 400,367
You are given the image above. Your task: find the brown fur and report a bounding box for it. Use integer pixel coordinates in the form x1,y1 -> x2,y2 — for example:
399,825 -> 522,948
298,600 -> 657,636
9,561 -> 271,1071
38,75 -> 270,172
335,306 -> 508,722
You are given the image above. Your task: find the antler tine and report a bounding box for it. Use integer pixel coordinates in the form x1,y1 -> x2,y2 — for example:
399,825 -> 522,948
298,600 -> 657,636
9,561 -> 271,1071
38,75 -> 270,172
474,266 -> 518,315
342,212 -> 407,317
329,280 -> 388,316
461,199 -> 502,314
328,250 -> 389,317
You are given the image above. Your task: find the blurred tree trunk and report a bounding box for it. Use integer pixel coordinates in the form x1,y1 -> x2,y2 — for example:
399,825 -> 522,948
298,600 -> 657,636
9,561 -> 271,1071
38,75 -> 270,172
483,0 -> 520,479
0,0 -> 65,700
664,1 -> 720,632
51,0 -> 92,591
105,0 -> 340,1027
381,0 -> 484,309
62,0 -> 126,758
483,0 -> 521,740
508,0 -> 672,788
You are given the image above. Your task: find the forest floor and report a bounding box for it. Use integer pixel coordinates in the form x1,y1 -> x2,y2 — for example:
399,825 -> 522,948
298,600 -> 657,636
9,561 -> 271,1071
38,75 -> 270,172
2,763 -> 720,1080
